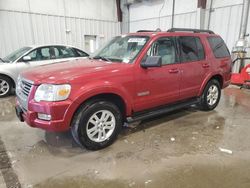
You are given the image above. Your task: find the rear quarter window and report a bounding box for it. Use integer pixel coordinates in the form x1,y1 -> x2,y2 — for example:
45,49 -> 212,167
74,49 -> 89,57
207,36 -> 230,58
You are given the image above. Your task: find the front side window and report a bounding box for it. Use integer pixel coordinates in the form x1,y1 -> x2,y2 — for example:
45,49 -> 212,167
93,35 -> 149,63
207,36 -> 230,58
26,47 -> 54,61
146,37 -> 176,65
179,36 -> 205,62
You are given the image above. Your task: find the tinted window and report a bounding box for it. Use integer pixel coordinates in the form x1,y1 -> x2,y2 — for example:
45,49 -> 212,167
179,36 -> 205,62
74,49 -> 89,57
207,36 -> 230,58
54,46 -> 76,59
26,47 -> 54,61
146,37 -> 176,65
41,48 -> 50,58
196,38 -> 205,60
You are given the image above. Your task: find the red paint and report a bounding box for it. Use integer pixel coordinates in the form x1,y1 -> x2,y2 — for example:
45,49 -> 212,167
17,32 -> 232,132
231,64 -> 250,86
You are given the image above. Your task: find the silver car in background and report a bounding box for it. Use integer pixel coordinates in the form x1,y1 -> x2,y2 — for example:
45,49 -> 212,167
0,45 -> 89,97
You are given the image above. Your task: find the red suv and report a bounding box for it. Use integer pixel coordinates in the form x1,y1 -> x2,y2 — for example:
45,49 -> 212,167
15,28 -> 232,150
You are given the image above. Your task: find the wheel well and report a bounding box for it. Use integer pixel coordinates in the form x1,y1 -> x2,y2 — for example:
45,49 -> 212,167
80,93 -> 126,119
0,74 -> 15,88
210,74 -> 223,88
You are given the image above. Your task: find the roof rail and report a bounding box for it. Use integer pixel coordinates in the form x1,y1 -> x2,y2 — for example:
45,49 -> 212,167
167,28 -> 215,34
137,30 -> 155,32
137,28 -> 162,33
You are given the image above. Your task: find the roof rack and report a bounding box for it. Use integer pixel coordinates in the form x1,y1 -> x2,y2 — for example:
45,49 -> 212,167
137,30 -> 155,32
137,28 -> 162,33
167,28 -> 215,34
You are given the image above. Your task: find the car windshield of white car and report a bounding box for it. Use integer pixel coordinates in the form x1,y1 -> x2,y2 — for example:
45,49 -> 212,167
2,47 -> 32,62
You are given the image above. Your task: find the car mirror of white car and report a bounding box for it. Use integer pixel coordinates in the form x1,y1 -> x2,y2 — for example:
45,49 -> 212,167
22,56 -> 31,62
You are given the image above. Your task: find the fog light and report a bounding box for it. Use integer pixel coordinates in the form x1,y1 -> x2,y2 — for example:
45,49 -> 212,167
38,113 -> 51,121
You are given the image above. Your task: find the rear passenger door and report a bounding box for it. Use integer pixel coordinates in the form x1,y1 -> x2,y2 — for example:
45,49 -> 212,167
177,36 -> 209,100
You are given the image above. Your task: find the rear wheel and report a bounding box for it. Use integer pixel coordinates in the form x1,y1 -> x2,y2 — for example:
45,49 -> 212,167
71,100 -> 122,150
199,79 -> 221,111
0,76 -> 12,98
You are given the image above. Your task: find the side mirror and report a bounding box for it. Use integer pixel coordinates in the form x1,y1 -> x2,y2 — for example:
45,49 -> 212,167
22,56 -> 31,62
141,56 -> 162,68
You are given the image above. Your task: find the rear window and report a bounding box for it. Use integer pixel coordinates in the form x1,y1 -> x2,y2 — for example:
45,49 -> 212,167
207,36 -> 230,58
179,36 -> 205,62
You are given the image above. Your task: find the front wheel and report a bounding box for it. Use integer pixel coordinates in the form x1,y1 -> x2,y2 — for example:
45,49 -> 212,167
0,76 -> 12,98
71,100 -> 122,150
199,79 -> 221,111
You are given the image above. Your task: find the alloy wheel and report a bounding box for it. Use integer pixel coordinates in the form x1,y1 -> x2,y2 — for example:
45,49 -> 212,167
0,79 -> 10,96
207,84 -> 219,106
86,110 -> 116,143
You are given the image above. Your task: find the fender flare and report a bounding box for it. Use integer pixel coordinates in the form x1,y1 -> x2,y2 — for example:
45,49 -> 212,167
198,72 -> 223,96
69,82 -> 134,116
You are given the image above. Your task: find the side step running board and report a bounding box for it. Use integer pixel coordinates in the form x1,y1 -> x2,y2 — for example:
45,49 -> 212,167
127,98 -> 199,123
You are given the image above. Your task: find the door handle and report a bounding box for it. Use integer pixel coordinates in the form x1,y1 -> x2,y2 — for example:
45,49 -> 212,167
168,69 -> 179,73
202,63 -> 210,68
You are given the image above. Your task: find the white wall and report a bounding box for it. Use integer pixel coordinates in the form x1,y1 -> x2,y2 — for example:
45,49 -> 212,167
206,0 -> 243,51
128,0 -> 246,51
0,0 -> 120,57
129,0 -> 197,32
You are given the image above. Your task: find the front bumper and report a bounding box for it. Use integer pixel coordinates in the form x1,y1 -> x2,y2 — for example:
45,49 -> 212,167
15,99 -> 73,132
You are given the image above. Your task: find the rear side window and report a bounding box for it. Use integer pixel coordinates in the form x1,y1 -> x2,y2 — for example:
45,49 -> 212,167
207,36 -> 230,58
54,46 -> 76,59
178,36 -> 205,62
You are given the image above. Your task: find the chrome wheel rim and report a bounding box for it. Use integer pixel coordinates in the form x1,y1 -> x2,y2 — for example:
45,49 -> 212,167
86,110 -> 116,143
0,79 -> 10,96
207,85 -> 219,106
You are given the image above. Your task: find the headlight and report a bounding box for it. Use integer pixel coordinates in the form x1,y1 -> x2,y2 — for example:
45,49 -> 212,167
34,84 -> 71,102
16,75 -> 22,91
246,67 -> 250,73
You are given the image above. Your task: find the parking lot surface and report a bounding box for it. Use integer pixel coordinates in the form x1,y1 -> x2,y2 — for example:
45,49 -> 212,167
1,86 -> 250,188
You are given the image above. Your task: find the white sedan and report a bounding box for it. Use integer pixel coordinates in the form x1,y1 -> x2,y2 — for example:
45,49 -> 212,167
0,45 -> 89,97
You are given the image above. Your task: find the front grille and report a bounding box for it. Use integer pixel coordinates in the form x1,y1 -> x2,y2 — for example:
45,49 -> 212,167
20,80 -> 32,97
16,77 -> 34,111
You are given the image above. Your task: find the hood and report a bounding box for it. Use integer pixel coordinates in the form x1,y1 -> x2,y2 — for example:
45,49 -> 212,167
0,62 -> 15,71
0,62 -> 12,66
21,59 -> 129,84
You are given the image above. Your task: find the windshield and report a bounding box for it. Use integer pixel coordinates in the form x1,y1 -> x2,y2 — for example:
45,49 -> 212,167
93,35 -> 149,63
2,47 -> 32,62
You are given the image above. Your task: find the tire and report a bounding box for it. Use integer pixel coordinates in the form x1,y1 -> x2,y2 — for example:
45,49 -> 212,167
71,100 -> 122,150
0,75 -> 12,98
199,79 -> 221,111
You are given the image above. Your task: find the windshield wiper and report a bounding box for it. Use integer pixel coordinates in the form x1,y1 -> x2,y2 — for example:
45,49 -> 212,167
0,58 -> 10,63
92,56 -> 111,62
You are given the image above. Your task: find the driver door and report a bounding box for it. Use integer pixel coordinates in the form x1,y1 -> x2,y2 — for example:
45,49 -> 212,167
134,37 -> 181,112
16,46 -> 56,74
